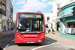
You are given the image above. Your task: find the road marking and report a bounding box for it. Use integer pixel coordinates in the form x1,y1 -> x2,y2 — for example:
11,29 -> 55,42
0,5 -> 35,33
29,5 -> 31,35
46,37 -> 75,49
3,44 -> 9,50
31,36 -> 57,50
12,39 -> 15,42
3,39 -> 15,50
56,43 -> 75,49
31,43 -> 56,50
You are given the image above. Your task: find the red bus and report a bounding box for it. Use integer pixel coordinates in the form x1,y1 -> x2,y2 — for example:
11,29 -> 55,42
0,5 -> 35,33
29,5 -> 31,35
15,12 -> 45,43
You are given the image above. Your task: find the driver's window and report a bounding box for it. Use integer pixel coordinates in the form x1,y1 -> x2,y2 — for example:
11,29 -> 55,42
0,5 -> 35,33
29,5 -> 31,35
19,23 -> 22,26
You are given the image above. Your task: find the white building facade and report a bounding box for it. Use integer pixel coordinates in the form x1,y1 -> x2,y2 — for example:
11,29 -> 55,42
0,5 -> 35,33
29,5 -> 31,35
51,0 -> 75,31
44,13 -> 53,30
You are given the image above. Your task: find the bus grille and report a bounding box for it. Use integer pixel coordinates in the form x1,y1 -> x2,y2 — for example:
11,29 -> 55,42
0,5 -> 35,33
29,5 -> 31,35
24,37 -> 37,38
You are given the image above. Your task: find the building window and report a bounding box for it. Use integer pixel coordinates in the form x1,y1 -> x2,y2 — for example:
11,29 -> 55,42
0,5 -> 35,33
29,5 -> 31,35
2,0 -> 4,2
67,22 -> 75,28
58,5 -> 60,7
47,17 -> 49,20
2,9 -> 4,15
2,6 -> 5,10
57,8 -> 60,10
63,21 -> 75,35
47,17 -> 49,22
2,7 -> 5,14
57,4 -> 60,10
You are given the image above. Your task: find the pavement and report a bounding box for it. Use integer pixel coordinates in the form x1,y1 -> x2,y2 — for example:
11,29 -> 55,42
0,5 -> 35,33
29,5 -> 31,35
0,29 -> 15,49
1,29 -> 15,35
45,31 -> 75,49
36,43 -> 72,50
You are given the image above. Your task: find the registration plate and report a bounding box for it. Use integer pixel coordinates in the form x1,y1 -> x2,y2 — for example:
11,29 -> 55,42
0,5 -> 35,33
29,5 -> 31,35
27,41 -> 34,43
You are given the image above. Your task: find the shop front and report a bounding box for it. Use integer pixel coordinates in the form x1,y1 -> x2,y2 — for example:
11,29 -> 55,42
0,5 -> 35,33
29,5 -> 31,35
59,2 -> 75,40
6,18 -> 13,30
0,14 -> 6,31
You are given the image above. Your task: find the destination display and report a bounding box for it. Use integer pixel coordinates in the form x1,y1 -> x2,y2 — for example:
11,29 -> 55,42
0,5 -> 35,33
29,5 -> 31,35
19,13 -> 42,18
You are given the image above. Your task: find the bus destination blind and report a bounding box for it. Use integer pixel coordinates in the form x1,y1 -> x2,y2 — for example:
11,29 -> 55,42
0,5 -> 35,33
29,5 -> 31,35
19,14 -> 42,18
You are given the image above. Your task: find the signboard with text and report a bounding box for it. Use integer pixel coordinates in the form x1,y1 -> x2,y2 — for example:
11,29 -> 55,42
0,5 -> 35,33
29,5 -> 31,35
19,13 -> 43,19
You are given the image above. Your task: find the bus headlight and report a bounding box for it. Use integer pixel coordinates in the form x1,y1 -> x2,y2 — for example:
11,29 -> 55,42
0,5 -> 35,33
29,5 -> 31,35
17,35 -> 19,37
39,35 -> 44,38
17,35 -> 22,39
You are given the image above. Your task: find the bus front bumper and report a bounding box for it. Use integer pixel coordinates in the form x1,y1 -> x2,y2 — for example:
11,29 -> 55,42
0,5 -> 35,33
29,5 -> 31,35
15,38 -> 44,43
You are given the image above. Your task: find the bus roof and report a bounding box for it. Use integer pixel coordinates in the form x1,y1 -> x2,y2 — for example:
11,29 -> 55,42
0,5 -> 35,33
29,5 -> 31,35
16,12 -> 43,15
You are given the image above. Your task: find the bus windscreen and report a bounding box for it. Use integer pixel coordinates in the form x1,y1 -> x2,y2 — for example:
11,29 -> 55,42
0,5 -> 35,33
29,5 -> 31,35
17,13 -> 44,34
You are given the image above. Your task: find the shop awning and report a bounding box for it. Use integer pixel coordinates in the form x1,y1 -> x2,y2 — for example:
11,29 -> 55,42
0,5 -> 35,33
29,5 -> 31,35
45,24 -> 48,26
57,19 -> 60,22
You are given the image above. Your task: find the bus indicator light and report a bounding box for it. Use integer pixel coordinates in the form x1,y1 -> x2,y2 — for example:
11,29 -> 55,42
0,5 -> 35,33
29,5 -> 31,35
40,40 -> 42,42
38,40 -> 42,42
42,33 -> 44,34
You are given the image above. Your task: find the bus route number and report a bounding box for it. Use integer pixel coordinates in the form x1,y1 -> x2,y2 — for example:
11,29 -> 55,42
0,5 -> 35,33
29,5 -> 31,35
36,15 -> 41,18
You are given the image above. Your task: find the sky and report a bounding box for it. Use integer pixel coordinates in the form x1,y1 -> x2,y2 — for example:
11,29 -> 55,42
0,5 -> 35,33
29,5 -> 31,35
13,0 -> 59,20
12,0 -> 75,20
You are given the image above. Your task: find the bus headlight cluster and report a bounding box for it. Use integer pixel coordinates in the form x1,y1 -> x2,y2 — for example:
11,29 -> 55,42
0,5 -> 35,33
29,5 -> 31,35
17,35 -> 22,39
39,35 -> 44,38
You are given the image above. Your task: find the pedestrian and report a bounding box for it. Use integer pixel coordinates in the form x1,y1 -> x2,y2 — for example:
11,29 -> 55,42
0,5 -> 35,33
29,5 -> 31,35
12,26 -> 14,30
4,26 -> 6,31
48,29 -> 51,33
51,27 -> 55,34
45,26 -> 49,34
